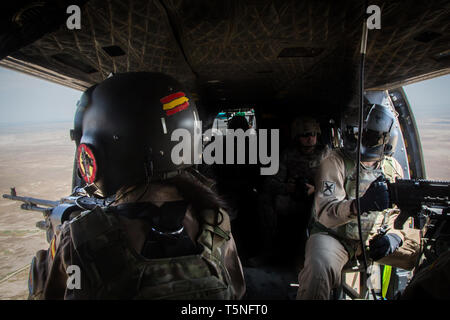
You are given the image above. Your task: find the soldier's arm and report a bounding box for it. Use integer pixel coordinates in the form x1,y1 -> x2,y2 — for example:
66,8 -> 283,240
28,230 -> 67,299
28,250 -> 51,299
222,233 -> 246,299
28,222 -> 89,300
315,153 -> 356,228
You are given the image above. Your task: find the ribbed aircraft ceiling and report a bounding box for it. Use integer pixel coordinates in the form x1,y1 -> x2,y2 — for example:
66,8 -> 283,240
1,0 -> 449,112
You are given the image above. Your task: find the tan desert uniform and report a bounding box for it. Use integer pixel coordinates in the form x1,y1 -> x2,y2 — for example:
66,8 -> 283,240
296,149 -> 420,299
28,184 -> 246,300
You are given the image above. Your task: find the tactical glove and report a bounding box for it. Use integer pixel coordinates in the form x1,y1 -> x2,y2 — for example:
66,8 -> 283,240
369,233 -> 403,261
359,175 -> 390,213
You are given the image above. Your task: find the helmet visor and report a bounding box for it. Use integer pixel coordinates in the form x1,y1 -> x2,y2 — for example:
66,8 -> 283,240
362,129 -> 386,148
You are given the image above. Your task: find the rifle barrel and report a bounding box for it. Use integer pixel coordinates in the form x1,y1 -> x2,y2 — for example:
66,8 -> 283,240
2,194 -> 59,207
20,203 -> 52,213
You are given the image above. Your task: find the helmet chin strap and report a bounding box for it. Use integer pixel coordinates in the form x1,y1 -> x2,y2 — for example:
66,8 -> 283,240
82,183 -> 101,198
134,149 -> 154,203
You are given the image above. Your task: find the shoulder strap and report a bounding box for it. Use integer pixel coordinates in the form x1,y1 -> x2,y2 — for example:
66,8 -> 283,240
197,208 -> 231,254
381,156 -> 397,182
339,150 -> 355,176
69,207 -> 117,250
338,149 -> 356,196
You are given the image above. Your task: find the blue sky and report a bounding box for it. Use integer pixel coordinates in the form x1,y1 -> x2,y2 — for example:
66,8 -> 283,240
0,67 -> 81,125
404,74 -> 450,119
0,66 -> 449,124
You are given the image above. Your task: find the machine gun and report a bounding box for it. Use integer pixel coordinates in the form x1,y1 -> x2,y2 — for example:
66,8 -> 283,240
388,179 -> 450,285
2,187 -> 110,242
387,179 -> 449,230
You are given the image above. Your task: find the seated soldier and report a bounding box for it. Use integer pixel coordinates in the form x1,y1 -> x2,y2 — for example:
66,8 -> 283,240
297,105 -> 420,300
257,116 -> 329,265
27,72 -> 245,300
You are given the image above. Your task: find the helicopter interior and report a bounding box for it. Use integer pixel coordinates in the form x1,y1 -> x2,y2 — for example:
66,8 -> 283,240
1,0 -> 449,299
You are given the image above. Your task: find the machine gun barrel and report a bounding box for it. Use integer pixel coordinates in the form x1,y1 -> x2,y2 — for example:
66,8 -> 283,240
2,193 -> 59,208
387,179 -> 450,229
2,187 -> 110,243
389,179 -> 449,206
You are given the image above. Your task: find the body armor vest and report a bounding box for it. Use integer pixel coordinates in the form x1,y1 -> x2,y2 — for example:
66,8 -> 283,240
312,151 -> 397,247
332,150 -> 385,241
335,152 -> 397,242
68,206 -> 236,299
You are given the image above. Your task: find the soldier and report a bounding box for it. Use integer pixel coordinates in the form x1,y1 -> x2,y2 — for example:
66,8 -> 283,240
257,116 -> 329,265
209,114 -> 260,260
28,72 -> 245,299
296,104 -> 418,299
272,116 -> 329,210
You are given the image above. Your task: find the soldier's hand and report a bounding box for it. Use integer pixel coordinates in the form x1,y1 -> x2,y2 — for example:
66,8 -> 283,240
359,175 -> 389,213
305,183 -> 315,196
369,233 -> 402,261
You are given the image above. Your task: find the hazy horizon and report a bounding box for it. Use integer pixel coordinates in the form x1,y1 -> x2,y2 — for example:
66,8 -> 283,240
0,66 -> 449,124
404,74 -> 450,120
0,67 -> 81,125
0,66 -> 449,181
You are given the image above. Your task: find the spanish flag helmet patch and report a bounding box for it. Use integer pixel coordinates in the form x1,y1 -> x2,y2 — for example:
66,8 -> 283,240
160,92 -> 190,116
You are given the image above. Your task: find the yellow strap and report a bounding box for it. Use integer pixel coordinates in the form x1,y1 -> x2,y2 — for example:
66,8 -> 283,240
382,265 -> 392,299
50,236 -> 56,259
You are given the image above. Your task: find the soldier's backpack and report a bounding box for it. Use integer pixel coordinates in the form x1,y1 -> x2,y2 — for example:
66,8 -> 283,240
68,205 -> 237,299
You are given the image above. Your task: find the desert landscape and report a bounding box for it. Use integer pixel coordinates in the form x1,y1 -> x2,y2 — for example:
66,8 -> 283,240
0,121 -> 74,299
414,117 -> 450,181
0,117 -> 448,299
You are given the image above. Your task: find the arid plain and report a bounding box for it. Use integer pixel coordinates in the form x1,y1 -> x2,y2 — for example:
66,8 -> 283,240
0,122 -> 74,299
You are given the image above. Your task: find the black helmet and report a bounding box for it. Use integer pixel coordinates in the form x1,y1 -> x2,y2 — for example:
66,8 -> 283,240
75,72 -> 201,197
361,104 -> 396,161
384,124 -> 400,156
341,104 -> 396,161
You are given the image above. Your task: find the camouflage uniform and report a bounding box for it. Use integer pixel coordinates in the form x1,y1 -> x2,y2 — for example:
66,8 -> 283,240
296,149 -> 419,299
28,184 -> 245,299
